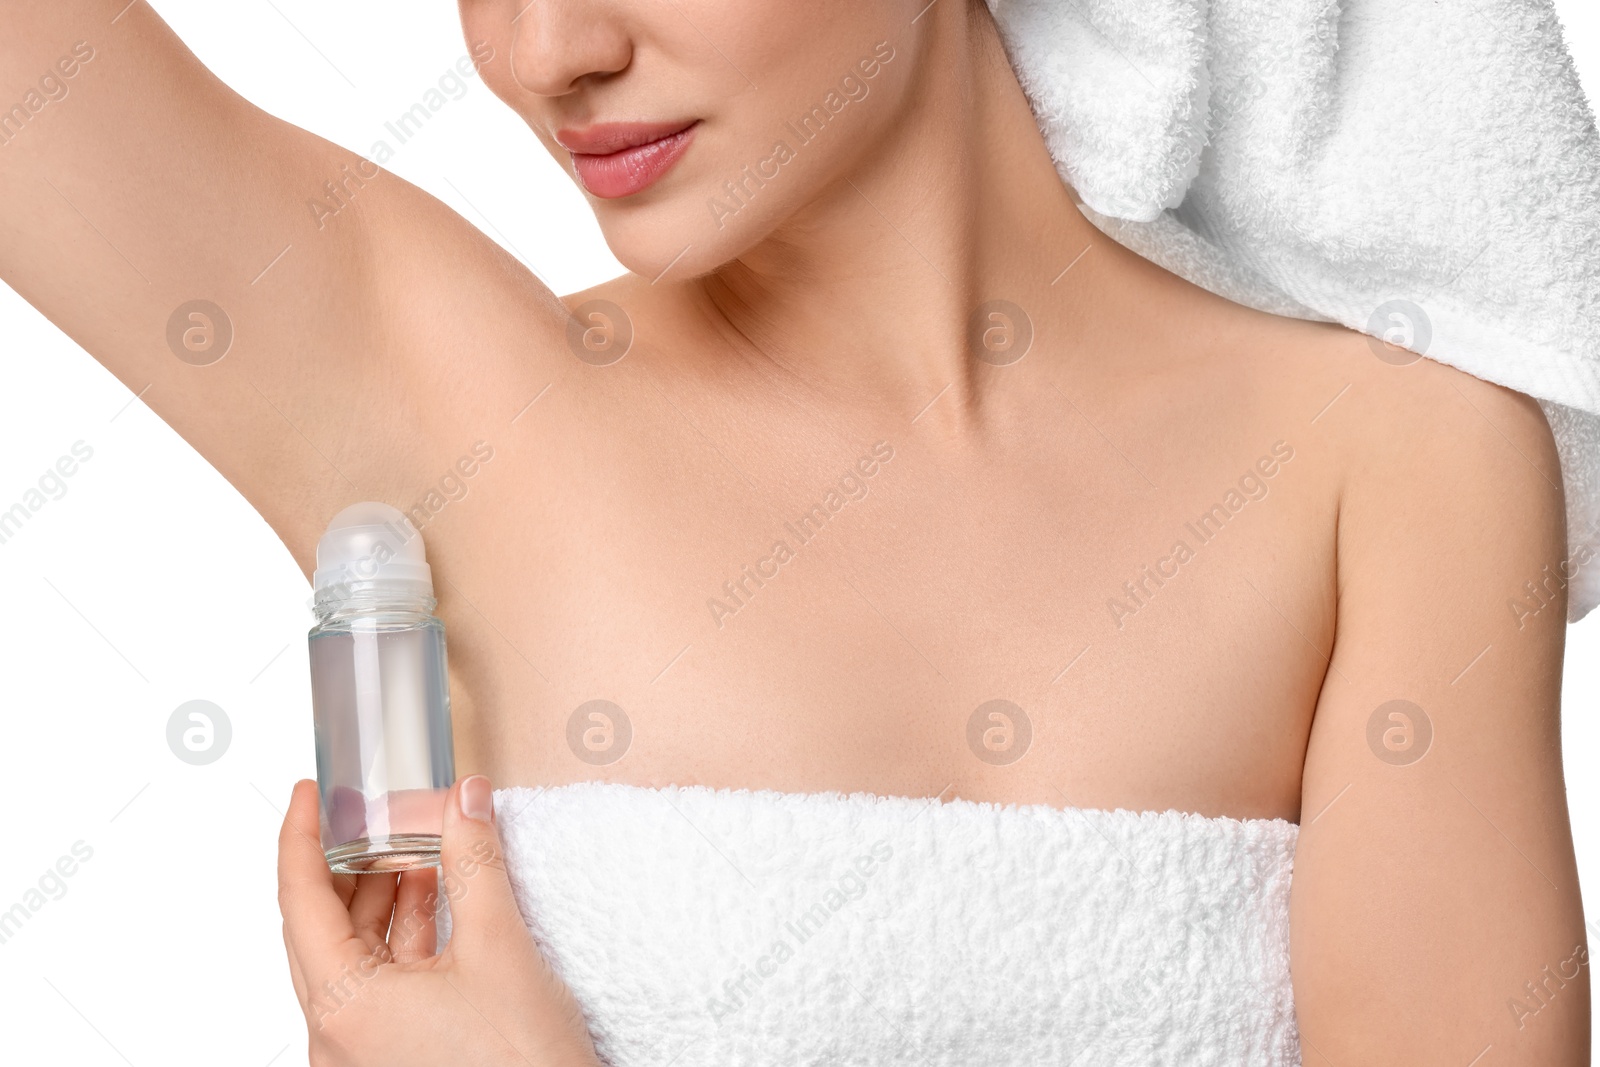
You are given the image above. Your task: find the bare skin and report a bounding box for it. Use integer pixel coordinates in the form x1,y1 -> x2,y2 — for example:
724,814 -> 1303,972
1,0 -> 1588,1063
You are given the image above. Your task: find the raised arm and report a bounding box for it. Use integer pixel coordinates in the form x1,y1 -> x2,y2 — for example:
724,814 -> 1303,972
0,1 -> 567,564
1291,359 -> 1588,1063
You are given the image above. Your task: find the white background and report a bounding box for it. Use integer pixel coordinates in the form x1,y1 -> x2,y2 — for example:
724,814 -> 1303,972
0,2 -> 1596,1063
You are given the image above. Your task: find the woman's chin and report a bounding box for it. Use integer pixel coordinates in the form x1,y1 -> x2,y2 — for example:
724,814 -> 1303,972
601,216 -> 748,284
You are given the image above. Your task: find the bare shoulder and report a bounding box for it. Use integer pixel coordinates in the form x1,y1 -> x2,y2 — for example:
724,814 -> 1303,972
1149,281 -> 1570,656
1292,316 -> 1566,589
1189,290 -> 1564,552
1326,325 -> 1559,492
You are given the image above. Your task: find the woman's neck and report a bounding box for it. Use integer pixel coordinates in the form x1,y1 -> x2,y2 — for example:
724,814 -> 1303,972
674,3 -> 1115,434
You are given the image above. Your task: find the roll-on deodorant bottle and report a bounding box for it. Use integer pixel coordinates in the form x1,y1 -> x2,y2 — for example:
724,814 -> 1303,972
308,501 -> 455,873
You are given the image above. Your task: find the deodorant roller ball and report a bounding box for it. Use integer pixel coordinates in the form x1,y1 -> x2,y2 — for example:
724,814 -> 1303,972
308,501 -> 456,874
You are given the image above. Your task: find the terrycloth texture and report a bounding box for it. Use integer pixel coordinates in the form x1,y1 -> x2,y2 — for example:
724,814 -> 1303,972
987,0 -> 1600,621
438,782 -> 1302,1066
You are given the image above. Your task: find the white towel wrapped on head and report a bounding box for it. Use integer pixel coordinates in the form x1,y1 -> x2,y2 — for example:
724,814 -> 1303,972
988,0 -> 1600,621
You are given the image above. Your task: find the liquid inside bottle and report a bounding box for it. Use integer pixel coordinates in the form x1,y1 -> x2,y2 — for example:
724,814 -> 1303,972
307,501 -> 455,874
311,618 -> 454,872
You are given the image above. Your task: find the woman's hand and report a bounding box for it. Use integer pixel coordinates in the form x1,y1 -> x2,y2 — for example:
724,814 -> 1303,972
277,776 -> 602,1067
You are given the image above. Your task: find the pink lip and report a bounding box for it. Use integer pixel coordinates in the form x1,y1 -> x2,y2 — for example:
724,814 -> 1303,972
557,120 -> 700,199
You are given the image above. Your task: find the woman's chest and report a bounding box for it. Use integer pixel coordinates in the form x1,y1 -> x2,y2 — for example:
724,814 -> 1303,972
412,360 -> 1339,822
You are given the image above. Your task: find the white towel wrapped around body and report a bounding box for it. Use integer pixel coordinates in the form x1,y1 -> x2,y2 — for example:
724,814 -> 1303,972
987,0 -> 1600,621
438,783 -> 1302,1066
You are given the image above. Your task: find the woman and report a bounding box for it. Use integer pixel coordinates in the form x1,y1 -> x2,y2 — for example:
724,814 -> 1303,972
1,0 -> 1588,1063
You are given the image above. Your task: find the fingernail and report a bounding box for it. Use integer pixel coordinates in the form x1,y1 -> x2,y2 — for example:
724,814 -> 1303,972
460,775 -> 494,823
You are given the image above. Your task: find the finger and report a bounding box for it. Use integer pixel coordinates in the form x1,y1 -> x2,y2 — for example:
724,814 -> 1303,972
278,779 -> 363,977
389,867 -> 439,964
331,869 -> 358,911
436,776 -> 530,965
347,871 -> 399,958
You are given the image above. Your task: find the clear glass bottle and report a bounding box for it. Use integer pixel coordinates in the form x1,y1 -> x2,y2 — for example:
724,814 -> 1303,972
308,501 -> 455,874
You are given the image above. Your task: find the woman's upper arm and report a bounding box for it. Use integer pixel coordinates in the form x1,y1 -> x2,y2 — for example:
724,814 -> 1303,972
0,2 -> 566,564
1291,362 -> 1588,1063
